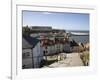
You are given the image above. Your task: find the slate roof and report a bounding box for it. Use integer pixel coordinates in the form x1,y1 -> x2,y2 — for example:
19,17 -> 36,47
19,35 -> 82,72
22,35 -> 40,49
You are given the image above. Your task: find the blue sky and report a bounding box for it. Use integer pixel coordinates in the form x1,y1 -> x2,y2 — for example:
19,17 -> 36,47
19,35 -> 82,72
22,11 -> 89,31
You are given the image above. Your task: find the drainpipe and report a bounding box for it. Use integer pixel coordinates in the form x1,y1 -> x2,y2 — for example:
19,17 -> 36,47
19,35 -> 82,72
31,48 -> 34,68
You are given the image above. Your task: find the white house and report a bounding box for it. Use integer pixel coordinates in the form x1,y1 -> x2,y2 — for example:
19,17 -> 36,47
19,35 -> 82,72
40,37 -> 71,57
22,35 -> 43,69
59,43 -> 63,52
41,39 -> 55,55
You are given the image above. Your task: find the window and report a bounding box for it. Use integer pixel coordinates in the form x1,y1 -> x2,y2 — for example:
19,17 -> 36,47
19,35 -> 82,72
22,52 -> 31,58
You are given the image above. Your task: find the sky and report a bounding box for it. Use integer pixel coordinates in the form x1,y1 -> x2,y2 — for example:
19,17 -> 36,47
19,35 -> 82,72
22,11 -> 89,31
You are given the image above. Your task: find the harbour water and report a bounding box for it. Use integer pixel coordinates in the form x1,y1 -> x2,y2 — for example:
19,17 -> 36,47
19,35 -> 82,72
67,31 -> 89,44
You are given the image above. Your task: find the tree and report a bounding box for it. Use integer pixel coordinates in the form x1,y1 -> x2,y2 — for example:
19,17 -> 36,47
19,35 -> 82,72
22,25 -> 30,36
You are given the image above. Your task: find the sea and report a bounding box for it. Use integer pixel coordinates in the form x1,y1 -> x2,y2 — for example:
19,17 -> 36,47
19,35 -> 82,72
67,30 -> 89,44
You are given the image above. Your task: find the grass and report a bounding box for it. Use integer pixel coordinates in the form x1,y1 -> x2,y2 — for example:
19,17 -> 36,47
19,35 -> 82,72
80,51 -> 89,66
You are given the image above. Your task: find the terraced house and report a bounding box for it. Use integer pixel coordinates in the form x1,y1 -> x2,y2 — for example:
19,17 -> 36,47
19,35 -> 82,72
22,35 -> 43,69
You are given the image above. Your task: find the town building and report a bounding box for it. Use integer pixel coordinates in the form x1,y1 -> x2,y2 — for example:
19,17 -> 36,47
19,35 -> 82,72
22,35 -> 43,69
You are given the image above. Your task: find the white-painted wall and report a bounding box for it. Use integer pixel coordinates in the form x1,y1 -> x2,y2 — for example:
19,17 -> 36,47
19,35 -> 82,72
59,44 -> 63,52
22,42 -> 44,68
32,42 -> 43,68
22,49 -> 33,68
46,46 -> 51,55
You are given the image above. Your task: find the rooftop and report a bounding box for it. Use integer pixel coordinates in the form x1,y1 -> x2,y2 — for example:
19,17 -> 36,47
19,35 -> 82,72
22,35 -> 40,49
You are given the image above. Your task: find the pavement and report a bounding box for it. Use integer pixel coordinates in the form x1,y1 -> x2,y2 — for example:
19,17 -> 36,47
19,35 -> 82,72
43,53 -> 84,68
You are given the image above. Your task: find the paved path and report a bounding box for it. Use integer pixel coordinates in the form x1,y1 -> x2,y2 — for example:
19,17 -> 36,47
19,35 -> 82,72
43,53 -> 84,68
